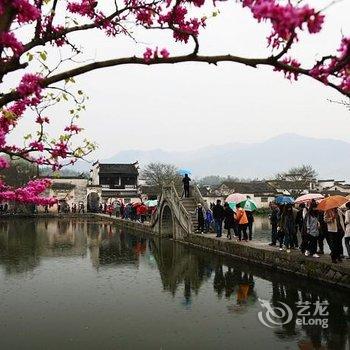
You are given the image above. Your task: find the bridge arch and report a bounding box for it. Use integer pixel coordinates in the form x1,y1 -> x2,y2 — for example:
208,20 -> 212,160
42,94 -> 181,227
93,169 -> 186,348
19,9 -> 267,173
160,203 -> 174,238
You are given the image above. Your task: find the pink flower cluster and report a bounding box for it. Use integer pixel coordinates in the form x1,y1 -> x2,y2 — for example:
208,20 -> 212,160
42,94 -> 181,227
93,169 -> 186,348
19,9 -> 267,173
0,178 -> 57,206
274,57 -> 301,81
67,0 -> 117,36
29,141 -> 44,151
36,116 -> 50,124
158,5 -> 206,43
136,9 -> 154,26
17,73 -> 43,97
143,47 -> 170,62
241,0 -> 324,48
0,32 -> 24,57
64,124 -> 82,133
310,37 -> 350,92
67,0 -> 97,18
12,0 -> 41,24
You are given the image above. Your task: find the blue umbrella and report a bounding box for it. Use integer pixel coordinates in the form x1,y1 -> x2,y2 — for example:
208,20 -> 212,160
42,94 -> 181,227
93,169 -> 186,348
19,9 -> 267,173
178,168 -> 192,176
275,195 -> 294,205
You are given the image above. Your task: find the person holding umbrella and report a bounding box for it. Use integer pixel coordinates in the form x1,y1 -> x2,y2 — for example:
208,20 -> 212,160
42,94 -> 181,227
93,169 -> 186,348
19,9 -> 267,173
279,204 -> 297,253
212,199 -> 225,238
324,208 -> 345,263
304,208 -> 320,258
244,197 -> 256,241
318,195 -> 347,263
269,201 -> 280,246
235,203 -> 249,242
344,202 -> 350,259
223,202 -> 235,239
182,174 -> 191,198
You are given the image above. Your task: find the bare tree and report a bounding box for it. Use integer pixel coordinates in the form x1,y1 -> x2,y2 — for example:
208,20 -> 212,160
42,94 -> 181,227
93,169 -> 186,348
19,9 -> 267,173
273,164 -> 318,196
142,163 -> 182,193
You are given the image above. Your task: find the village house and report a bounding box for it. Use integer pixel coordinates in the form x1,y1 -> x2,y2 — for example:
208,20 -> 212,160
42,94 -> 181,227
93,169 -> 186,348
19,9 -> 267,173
199,181 -> 277,208
314,179 -> 350,196
40,174 -> 89,212
88,161 -> 140,210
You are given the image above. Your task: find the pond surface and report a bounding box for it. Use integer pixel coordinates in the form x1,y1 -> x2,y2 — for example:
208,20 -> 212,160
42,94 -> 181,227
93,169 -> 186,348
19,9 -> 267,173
0,218 -> 349,350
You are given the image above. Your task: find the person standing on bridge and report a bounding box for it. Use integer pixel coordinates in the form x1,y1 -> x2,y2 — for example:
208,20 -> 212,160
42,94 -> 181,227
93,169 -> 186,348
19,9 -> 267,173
182,174 -> 191,198
212,199 -> 225,238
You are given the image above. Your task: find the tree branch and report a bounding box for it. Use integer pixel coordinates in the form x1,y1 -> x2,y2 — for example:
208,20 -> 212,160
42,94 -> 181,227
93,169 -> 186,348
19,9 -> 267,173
1,53 -> 349,108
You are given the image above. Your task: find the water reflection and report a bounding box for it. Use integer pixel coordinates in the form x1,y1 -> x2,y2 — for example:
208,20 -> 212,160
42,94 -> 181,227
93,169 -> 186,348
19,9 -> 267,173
0,219 -> 349,350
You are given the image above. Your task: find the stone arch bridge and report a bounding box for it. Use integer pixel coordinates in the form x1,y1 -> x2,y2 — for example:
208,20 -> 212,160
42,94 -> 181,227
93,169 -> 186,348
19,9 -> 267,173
150,183 -> 208,240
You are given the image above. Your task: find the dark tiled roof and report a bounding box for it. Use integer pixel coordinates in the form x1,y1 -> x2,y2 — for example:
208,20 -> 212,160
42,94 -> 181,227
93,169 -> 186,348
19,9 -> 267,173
51,183 -> 76,190
322,190 -> 349,196
221,181 -> 277,194
268,180 -> 308,190
99,163 -> 138,175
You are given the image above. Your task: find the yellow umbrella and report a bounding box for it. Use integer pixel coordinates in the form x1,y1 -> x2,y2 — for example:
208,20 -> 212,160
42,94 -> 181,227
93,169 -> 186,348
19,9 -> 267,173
317,195 -> 349,211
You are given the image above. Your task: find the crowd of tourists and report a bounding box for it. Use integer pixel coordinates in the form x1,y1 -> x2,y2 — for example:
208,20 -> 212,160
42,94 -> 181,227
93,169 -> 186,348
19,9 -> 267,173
194,199 -> 255,241
269,200 -> 350,263
194,197 -> 350,263
99,201 -> 154,222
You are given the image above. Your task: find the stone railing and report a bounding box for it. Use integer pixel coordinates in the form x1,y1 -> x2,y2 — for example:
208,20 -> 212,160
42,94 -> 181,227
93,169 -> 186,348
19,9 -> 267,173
165,182 -> 192,234
192,184 -> 209,210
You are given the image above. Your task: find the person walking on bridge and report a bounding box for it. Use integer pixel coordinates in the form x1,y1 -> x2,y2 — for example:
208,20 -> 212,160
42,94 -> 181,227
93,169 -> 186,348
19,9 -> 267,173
212,199 -> 225,238
182,174 -> 191,198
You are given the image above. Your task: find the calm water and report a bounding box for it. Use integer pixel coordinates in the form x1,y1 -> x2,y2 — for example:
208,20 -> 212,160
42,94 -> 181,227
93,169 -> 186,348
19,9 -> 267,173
0,219 -> 349,350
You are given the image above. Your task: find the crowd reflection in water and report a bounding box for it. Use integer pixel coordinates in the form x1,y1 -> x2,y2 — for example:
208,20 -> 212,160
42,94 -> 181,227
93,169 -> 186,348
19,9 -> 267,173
0,219 -> 349,349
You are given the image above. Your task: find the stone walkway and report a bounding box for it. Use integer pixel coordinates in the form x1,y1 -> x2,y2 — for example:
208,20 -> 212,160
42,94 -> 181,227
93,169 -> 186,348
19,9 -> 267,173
194,232 -> 350,268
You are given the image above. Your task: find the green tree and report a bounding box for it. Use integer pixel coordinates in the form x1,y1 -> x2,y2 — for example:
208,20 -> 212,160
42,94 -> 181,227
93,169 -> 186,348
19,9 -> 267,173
0,158 -> 38,187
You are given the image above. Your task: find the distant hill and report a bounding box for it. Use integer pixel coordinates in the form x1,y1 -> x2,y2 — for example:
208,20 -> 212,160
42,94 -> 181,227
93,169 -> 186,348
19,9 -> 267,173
72,134 -> 350,181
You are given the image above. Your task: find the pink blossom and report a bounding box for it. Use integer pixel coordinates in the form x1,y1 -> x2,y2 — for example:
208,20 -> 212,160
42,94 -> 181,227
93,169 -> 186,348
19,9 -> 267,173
0,32 -> 24,56
29,141 -> 44,151
67,0 -> 97,18
16,74 -> 43,97
160,48 -> 170,58
36,116 -> 50,124
274,57 -> 301,81
137,9 -> 153,26
64,124 -> 82,133
241,0 -> 324,48
143,48 -> 153,63
13,0 -> 41,23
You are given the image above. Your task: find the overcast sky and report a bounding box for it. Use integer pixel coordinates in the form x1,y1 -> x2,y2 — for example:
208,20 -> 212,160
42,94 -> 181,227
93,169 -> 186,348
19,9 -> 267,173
7,0 -> 350,159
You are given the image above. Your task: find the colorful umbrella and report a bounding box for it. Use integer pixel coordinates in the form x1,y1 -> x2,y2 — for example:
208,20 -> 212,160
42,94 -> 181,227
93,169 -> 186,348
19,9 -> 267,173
226,193 -> 247,204
295,193 -> 324,204
241,199 -> 258,212
316,195 -> 349,211
228,202 -> 237,211
145,199 -> 158,207
178,168 -> 192,176
275,195 -> 294,205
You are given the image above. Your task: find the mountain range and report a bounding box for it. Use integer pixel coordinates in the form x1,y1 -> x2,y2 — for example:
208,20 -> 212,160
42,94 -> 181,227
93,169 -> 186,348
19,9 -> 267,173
73,134 -> 350,181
